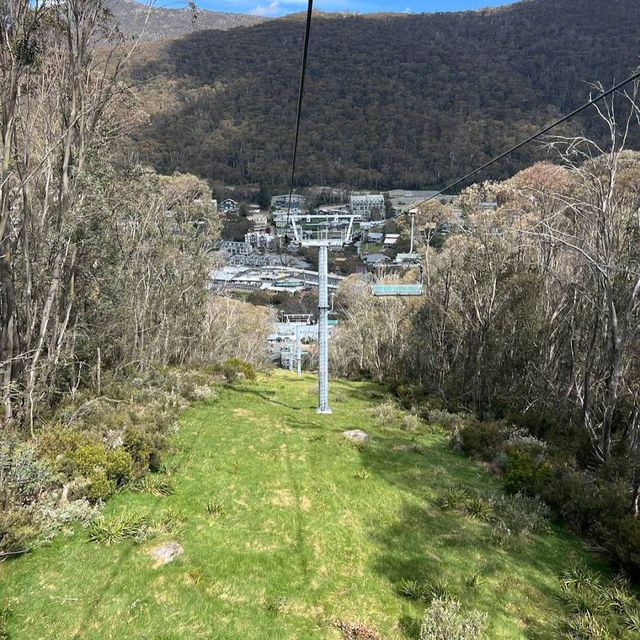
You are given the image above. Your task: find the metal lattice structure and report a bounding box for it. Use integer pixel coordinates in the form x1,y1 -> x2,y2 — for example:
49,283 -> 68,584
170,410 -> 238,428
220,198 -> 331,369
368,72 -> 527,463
289,214 -> 359,414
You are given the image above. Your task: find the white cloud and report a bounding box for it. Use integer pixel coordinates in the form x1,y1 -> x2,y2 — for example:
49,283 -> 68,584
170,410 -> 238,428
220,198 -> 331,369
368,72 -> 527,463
250,0 -> 281,14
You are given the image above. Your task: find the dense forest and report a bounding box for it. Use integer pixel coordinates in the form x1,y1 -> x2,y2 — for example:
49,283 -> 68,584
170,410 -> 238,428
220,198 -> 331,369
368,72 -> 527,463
127,0 -> 640,189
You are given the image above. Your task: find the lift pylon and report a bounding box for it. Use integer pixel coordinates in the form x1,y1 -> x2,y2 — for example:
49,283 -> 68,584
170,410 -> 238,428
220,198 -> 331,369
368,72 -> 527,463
288,213 -> 359,414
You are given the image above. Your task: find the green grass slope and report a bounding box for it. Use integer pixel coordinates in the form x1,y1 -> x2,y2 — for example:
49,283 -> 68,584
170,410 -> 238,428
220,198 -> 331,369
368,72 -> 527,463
0,372 -> 604,639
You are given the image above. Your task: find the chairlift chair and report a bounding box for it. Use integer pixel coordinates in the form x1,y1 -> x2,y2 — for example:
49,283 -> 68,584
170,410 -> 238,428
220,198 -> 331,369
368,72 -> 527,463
370,263 -> 424,297
370,209 -> 424,297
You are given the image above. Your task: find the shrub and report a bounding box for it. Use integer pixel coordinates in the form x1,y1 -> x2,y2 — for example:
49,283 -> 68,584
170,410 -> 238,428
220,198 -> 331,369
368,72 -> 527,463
419,597 -> 487,640
458,421 -> 507,463
0,510 -> 38,556
493,493 -> 550,537
401,414 -> 422,431
37,427 -> 83,463
66,443 -> 132,501
124,425 -> 165,474
503,448 -> 551,495
370,400 -> 399,425
600,517 -> 640,579
219,358 -> 256,382
105,448 -> 133,485
70,444 -> 106,477
87,470 -> 117,502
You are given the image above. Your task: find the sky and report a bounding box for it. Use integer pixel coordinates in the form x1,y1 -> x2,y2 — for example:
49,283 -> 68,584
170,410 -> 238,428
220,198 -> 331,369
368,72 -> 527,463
187,0 -> 518,19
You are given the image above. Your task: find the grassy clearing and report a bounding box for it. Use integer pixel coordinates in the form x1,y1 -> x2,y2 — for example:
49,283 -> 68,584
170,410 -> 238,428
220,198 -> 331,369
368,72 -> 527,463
0,372 -> 607,639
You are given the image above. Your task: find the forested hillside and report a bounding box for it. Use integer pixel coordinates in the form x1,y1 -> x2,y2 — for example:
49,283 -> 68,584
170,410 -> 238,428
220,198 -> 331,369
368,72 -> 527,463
128,0 -> 640,188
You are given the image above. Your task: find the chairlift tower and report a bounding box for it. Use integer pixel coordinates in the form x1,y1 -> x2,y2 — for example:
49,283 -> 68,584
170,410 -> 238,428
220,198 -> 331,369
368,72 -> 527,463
289,213 -> 359,414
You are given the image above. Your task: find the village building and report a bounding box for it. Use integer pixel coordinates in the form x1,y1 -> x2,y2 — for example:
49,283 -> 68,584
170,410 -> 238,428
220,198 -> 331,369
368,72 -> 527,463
271,193 -> 307,210
219,198 -> 239,214
245,231 -> 276,251
349,194 -> 385,221
219,240 -> 251,256
248,212 -> 269,232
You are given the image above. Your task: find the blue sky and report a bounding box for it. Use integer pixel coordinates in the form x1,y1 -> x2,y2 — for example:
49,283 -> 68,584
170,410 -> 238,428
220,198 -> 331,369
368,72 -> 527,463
178,0 -> 518,18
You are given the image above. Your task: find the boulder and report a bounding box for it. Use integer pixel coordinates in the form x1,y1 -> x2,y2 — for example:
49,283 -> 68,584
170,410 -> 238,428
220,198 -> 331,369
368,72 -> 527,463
342,429 -> 370,444
148,541 -> 183,567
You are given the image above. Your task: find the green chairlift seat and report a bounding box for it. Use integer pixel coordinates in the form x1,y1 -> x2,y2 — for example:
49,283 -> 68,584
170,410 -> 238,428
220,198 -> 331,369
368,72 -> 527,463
371,283 -> 423,297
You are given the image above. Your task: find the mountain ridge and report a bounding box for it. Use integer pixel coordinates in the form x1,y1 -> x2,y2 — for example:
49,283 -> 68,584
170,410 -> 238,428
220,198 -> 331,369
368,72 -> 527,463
106,0 -> 266,41
127,0 -> 640,188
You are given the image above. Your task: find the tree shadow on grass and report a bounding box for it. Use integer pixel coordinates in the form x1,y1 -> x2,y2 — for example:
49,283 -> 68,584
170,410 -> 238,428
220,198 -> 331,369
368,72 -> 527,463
354,430 -> 584,639
227,384 -> 306,411
70,541 -> 140,640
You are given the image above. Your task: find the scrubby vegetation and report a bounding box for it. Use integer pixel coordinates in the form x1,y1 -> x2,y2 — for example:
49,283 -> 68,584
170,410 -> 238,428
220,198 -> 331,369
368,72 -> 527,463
331,110 -> 640,585
0,366 -> 255,560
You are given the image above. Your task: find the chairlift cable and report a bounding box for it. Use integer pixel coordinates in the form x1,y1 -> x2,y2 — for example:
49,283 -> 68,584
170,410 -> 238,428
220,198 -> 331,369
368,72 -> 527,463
283,0 -> 314,250
396,68 -> 640,217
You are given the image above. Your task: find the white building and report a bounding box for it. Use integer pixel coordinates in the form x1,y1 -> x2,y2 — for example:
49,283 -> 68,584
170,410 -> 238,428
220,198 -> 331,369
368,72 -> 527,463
349,194 -> 385,221
248,212 -> 269,232
244,231 -> 275,250
220,240 -> 251,256
271,194 -> 307,209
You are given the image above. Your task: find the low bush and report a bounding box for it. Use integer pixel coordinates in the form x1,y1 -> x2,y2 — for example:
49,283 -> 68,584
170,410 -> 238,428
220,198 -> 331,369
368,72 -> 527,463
503,448 -> 552,496
401,413 -> 422,431
419,597 -> 487,640
370,400 -> 399,425
428,408 -> 466,430
216,358 -> 257,383
493,493 -> 550,537
457,421 -> 507,463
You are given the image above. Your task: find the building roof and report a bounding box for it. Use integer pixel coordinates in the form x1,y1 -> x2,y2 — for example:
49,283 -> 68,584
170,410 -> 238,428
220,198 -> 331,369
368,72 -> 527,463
365,253 -> 390,264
